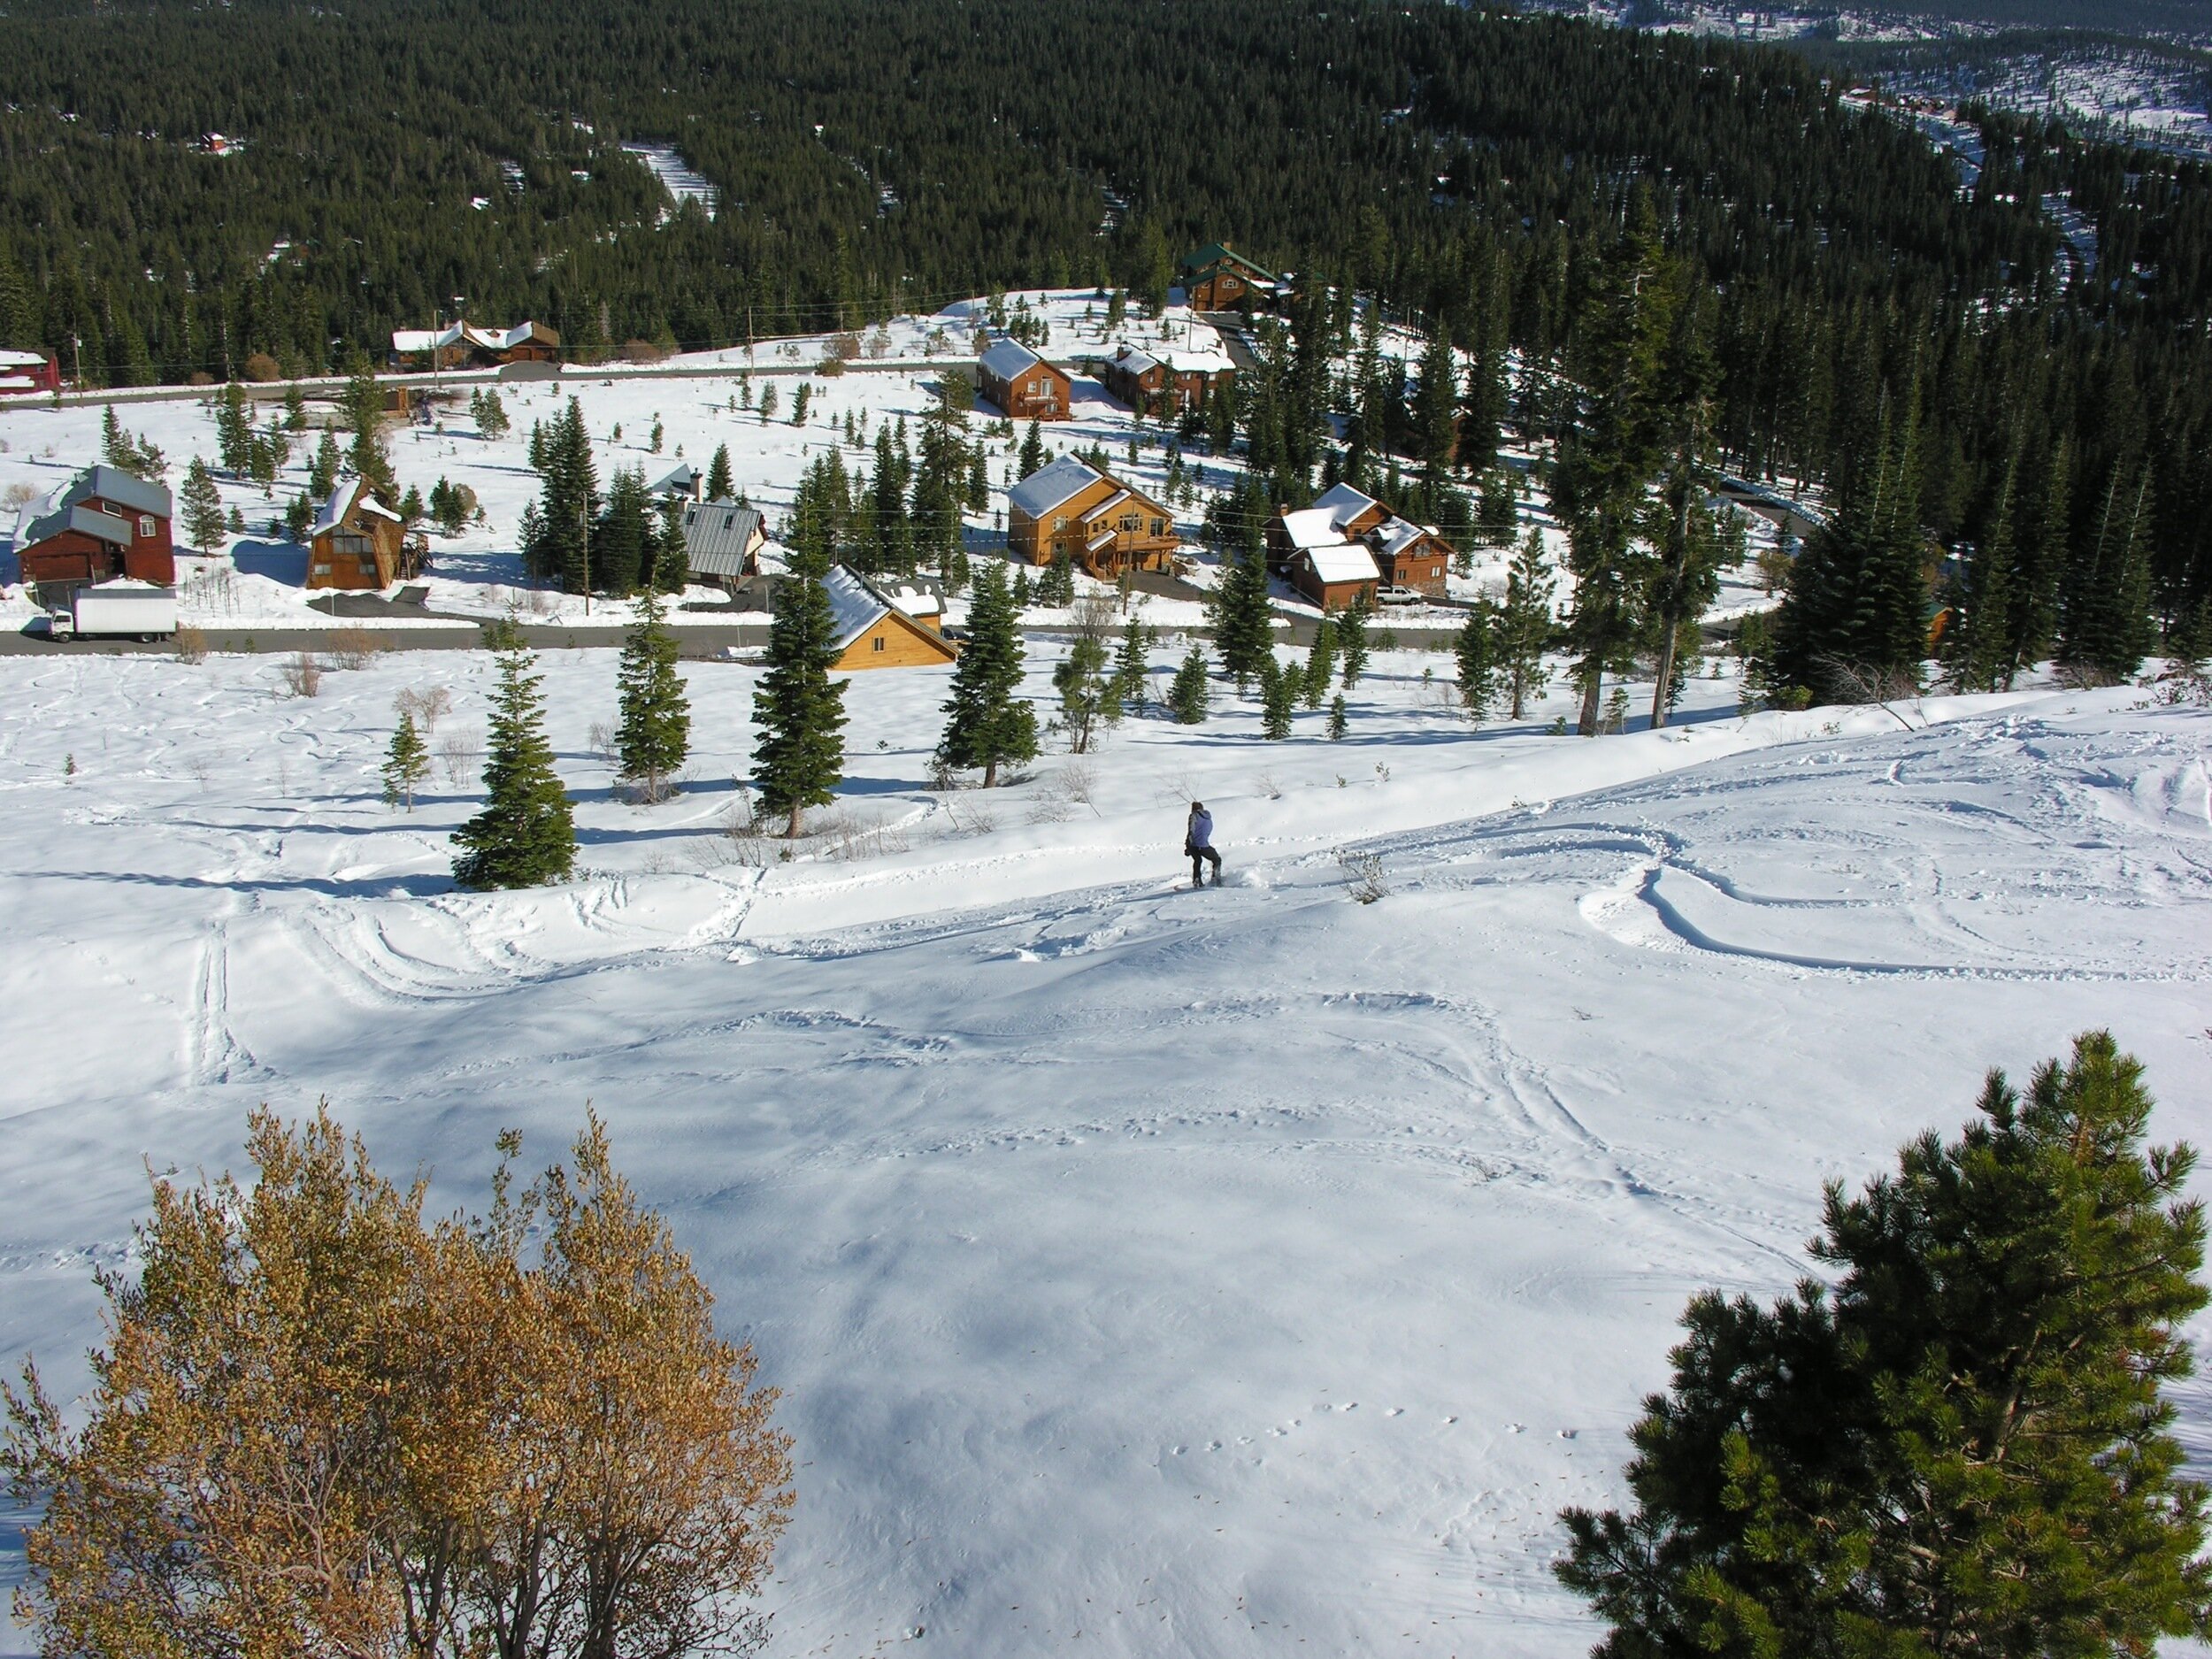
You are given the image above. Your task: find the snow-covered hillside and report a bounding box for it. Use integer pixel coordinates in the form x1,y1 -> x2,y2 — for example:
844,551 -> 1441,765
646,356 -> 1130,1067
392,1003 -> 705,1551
0,633 -> 2206,1655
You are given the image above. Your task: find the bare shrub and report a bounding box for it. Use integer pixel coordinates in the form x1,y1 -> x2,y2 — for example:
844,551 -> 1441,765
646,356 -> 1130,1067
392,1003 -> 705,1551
816,807 -> 911,861
394,685 -> 453,734
2055,660 -> 2124,691
240,352 -> 283,383
173,625 -> 209,665
1336,848 -> 1388,904
587,720 -> 617,764
437,733 -> 475,787
280,652 -> 322,698
830,331 -> 862,362
619,338 -> 672,364
0,481 -> 37,514
323,627 -> 387,670
1059,757 -> 1097,808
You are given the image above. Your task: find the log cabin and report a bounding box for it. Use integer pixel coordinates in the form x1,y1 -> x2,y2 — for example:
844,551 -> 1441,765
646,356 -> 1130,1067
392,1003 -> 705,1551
1101,344 -> 1233,417
14,466 -> 174,594
1179,242 -> 1286,312
1007,455 -> 1179,578
977,340 -> 1071,421
1287,542 -> 1381,611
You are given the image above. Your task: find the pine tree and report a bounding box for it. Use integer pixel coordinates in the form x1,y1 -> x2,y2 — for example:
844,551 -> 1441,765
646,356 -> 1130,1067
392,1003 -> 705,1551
213,382 -> 253,476
380,710 -> 430,810
1010,564 -> 1032,610
2060,464 -> 2158,683
1168,645 -> 1210,724
1053,630 -> 1111,753
1455,599 -> 1500,719
1018,419 -> 1046,479
751,569 -> 849,837
180,457 -> 226,551
1038,551 -> 1075,608
1111,618 -> 1151,711
1497,526 -> 1555,718
706,442 -> 733,502
1337,603 -> 1371,688
1410,319 -> 1459,497
1212,544 -> 1275,691
1326,693 -> 1348,739
1259,651 -> 1296,739
616,584 -> 690,802
451,640 -> 576,889
1303,614 -> 1337,709
937,561 -> 1037,785
1561,1033 -> 2212,1658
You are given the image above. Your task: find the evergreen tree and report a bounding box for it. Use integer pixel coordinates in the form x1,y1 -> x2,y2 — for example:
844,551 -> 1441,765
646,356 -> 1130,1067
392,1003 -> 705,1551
1168,645 -> 1210,724
1497,526 -> 1555,718
380,709 -> 430,811
451,639 -> 576,889
1212,546 -> 1276,691
213,382 -> 253,476
1327,693 -> 1348,739
1949,446 -> 2023,694
2005,434 -> 2070,685
472,388 -> 510,440
342,359 -> 396,503
1010,564 -> 1032,610
1560,1032 -> 2212,1659
936,560 -> 1037,786
1018,419 -> 1046,480
1259,650 -> 1296,739
592,465 -> 655,595
750,567 -> 849,837
1411,318 -> 1460,499
180,457 -> 226,551
528,397 -> 601,592
1337,603 -> 1371,688
1455,599 -> 1500,718
1038,550 -> 1075,608
706,442 -> 734,502
1052,629 -> 1111,753
1302,613 -> 1337,709
307,433 -> 342,502
616,583 -> 691,802
2059,464 -> 2159,683
1111,617 -> 1151,711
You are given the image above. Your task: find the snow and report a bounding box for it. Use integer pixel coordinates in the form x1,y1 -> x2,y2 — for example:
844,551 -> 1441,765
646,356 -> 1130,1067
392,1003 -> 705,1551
1302,541 -> 1383,583
619,142 -> 721,220
1006,452 -> 1101,519
821,564 -> 890,650
2,603 -> 2204,1654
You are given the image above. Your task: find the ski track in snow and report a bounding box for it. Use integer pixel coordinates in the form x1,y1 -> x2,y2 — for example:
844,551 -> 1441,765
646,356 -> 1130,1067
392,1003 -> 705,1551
0,653 -> 2208,1657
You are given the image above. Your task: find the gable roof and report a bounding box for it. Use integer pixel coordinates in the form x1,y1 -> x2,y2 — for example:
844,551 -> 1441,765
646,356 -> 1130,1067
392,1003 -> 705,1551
68,465 -> 171,520
1179,242 -> 1281,285
649,462 -> 699,497
1373,518 -> 1436,558
1008,453 -> 1102,519
390,319 -> 560,356
681,501 -> 764,578
822,565 -> 957,657
1277,506 -> 1340,553
1112,346 -> 1162,377
1310,481 -> 1379,531
1299,542 -> 1380,585
311,475 -> 399,540
22,503 -> 133,549
979,339 -> 1045,381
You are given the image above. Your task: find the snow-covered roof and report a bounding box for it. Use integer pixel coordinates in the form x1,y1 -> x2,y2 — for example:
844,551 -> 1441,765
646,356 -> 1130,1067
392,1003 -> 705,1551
979,339 -> 1043,381
1311,482 -> 1379,531
1300,543 -> 1380,585
1008,454 -> 1101,519
1082,488 -> 1132,521
0,349 -> 49,370
884,582 -> 942,618
311,476 -> 397,538
391,322 -> 465,356
1114,346 -> 1162,377
823,565 -> 890,653
390,319 -> 558,356
1278,507 -> 1340,552
1373,518 -> 1433,558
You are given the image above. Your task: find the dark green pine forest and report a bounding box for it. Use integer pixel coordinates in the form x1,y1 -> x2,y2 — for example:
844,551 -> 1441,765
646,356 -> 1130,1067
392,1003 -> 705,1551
3,0 -> 2211,666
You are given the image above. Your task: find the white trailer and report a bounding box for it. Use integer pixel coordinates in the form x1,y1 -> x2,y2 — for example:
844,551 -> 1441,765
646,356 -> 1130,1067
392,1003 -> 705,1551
46,580 -> 179,642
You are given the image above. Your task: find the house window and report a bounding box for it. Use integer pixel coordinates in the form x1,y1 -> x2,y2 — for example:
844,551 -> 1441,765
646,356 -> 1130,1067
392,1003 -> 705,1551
1150,518 -> 1167,536
872,635 -> 887,653
138,515 -> 156,539
1118,514 -> 1139,534
1052,516 -> 1069,531
311,562 -> 332,575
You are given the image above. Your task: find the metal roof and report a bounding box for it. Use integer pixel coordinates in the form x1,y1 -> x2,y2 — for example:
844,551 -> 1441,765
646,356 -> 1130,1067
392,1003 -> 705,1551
681,502 -> 764,579
22,503 -> 133,549
67,465 -> 171,520
1008,454 -> 1102,519
978,339 -> 1044,381
1300,542 -> 1380,584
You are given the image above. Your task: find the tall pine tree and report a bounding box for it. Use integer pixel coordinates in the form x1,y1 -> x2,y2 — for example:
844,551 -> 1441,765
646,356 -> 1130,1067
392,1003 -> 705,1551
937,561 -> 1037,786
451,636 -> 576,889
751,564 -> 849,838
616,584 -> 690,802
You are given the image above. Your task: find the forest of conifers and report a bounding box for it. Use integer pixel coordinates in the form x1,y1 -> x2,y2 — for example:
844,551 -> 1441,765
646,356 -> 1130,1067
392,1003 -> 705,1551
1,0 -> 2210,649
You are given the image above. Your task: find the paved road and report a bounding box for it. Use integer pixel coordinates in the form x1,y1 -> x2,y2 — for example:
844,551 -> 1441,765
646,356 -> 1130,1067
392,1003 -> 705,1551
0,621 -> 773,657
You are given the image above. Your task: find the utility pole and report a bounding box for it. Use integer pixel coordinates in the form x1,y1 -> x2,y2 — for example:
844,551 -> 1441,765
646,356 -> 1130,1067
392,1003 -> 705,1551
580,500 -> 591,617
70,332 -> 82,392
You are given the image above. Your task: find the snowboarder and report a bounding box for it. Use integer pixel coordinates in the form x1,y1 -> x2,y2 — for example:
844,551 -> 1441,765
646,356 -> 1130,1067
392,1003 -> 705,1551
1186,801 -> 1222,887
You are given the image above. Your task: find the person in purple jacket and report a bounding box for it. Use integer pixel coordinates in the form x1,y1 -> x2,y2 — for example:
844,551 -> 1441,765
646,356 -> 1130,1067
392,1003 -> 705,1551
1185,801 -> 1222,887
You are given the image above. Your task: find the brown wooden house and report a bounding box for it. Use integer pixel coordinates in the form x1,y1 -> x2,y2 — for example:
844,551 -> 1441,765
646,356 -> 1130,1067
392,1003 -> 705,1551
1267,482 -> 1455,598
978,340 -> 1072,421
1286,541 -> 1381,612
824,566 -> 959,671
389,319 -> 562,372
1007,455 -> 1179,578
15,465 -> 175,594
1179,242 -> 1286,312
1101,345 -> 1233,417
307,476 -> 410,589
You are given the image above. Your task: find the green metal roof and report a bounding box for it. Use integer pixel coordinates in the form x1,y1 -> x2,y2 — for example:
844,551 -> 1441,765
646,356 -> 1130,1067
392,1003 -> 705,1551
1179,242 -> 1279,284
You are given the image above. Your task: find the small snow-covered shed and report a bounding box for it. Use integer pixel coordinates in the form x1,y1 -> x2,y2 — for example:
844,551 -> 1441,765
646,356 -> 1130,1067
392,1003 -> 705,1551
823,566 -> 959,670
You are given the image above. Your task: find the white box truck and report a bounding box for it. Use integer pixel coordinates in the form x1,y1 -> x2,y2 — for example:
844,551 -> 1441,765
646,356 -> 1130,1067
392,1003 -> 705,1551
44,580 -> 180,642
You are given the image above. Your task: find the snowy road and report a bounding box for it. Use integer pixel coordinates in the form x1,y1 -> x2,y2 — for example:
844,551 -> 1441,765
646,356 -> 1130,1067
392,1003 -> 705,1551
0,647 -> 2207,1656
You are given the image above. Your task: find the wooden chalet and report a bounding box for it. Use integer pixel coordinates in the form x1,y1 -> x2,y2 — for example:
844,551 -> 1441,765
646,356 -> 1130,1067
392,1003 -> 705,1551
1266,481 -> 1455,598
1179,242 -> 1286,312
389,320 -> 562,372
1007,455 -> 1179,579
307,475 -> 410,590
1101,344 -> 1233,417
680,500 -> 767,592
15,465 -> 175,594
0,349 -> 61,397
823,566 -> 959,671
977,339 -> 1072,421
